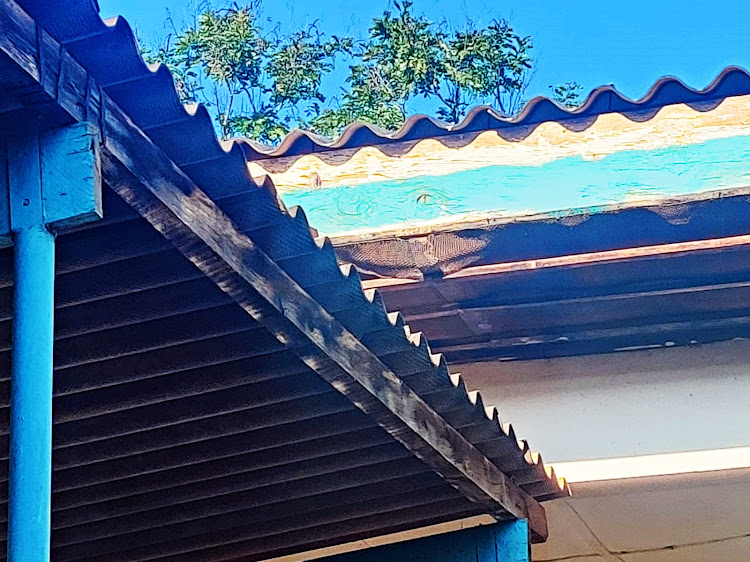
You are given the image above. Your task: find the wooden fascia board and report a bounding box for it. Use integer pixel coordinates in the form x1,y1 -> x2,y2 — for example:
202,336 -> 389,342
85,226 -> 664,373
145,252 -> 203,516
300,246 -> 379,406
0,0 -> 548,541
98,79 -> 547,544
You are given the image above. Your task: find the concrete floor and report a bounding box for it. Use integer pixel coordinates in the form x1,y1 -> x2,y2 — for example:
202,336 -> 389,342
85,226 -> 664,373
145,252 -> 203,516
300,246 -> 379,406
535,468 -> 750,561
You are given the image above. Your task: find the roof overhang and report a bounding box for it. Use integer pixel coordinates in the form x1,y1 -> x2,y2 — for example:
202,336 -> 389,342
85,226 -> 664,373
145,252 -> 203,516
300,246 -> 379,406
0,0 -> 568,558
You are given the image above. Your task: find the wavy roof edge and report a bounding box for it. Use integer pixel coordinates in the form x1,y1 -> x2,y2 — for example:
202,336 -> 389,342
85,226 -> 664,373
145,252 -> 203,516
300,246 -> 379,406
13,0 -> 569,511
25,0 -> 750,165
250,65 -> 750,159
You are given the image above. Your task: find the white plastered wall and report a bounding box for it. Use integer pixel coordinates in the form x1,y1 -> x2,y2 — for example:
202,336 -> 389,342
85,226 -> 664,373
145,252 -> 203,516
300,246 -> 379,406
458,339 -> 750,463
458,339 -> 750,561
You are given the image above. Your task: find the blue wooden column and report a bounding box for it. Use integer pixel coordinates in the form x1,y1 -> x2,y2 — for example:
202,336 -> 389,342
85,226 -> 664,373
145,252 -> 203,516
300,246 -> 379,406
3,124 -> 102,561
320,520 -> 530,562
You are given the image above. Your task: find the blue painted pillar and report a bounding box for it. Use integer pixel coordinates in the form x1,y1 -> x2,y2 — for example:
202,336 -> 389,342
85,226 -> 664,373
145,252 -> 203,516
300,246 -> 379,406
4,124 -> 102,561
5,133 -> 55,562
320,520 -> 530,562
8,225 -> 55,562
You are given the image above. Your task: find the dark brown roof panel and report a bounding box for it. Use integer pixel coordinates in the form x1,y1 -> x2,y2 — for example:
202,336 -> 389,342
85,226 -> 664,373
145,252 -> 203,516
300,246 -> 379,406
17,3 -> 750,165
0,200 -> 491,561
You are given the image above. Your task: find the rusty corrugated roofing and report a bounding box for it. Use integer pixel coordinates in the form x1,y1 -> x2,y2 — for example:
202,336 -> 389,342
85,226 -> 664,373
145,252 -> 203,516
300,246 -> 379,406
0,1 -> 568,560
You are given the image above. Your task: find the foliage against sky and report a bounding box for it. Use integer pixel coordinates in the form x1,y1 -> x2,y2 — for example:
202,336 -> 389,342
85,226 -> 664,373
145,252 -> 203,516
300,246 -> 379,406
142,0 -> 581,143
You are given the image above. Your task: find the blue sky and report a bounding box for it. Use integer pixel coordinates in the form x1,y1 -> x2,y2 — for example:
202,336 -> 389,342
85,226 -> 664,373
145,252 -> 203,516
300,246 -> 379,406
99,0 -> 750,107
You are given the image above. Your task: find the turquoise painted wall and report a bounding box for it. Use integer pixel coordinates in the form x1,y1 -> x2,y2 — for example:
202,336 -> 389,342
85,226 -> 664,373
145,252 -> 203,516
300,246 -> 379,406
281,135 -> 750,234
320,520 -> 529,562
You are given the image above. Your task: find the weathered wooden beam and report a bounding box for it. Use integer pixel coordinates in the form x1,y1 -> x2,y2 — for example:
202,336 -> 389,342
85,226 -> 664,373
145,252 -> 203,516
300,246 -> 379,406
0,0 -> 547,540
436,315 -> 750,354
98,96 -> 547,541
401,280 -> 750,323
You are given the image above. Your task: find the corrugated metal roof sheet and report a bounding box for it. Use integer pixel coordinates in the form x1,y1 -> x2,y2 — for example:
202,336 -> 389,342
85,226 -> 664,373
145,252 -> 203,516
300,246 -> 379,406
246,66 -> 750,160
0,1 -> 568,560
22,0 -> 750,165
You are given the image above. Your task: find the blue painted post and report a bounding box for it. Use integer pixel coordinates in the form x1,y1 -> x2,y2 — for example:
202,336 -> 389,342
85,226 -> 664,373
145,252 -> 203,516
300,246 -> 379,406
3,124 -> 101,561
8,225 -> 55,562
6,133 -> 56,562
320,520 -> 530,562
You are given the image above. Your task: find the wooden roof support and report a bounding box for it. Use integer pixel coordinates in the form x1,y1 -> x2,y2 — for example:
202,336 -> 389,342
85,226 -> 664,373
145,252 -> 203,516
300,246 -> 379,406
99,96 -> 548,542
0,0 -> 548,541
3,124 -> 102,559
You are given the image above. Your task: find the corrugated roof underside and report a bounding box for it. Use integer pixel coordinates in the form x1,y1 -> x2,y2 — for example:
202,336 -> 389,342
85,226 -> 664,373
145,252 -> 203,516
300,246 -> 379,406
374,241 -> 750,362
0,189 -> 483,561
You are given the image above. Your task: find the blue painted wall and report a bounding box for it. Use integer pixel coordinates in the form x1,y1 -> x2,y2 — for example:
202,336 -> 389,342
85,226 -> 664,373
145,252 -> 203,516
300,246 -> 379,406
319,520 -> 529,562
